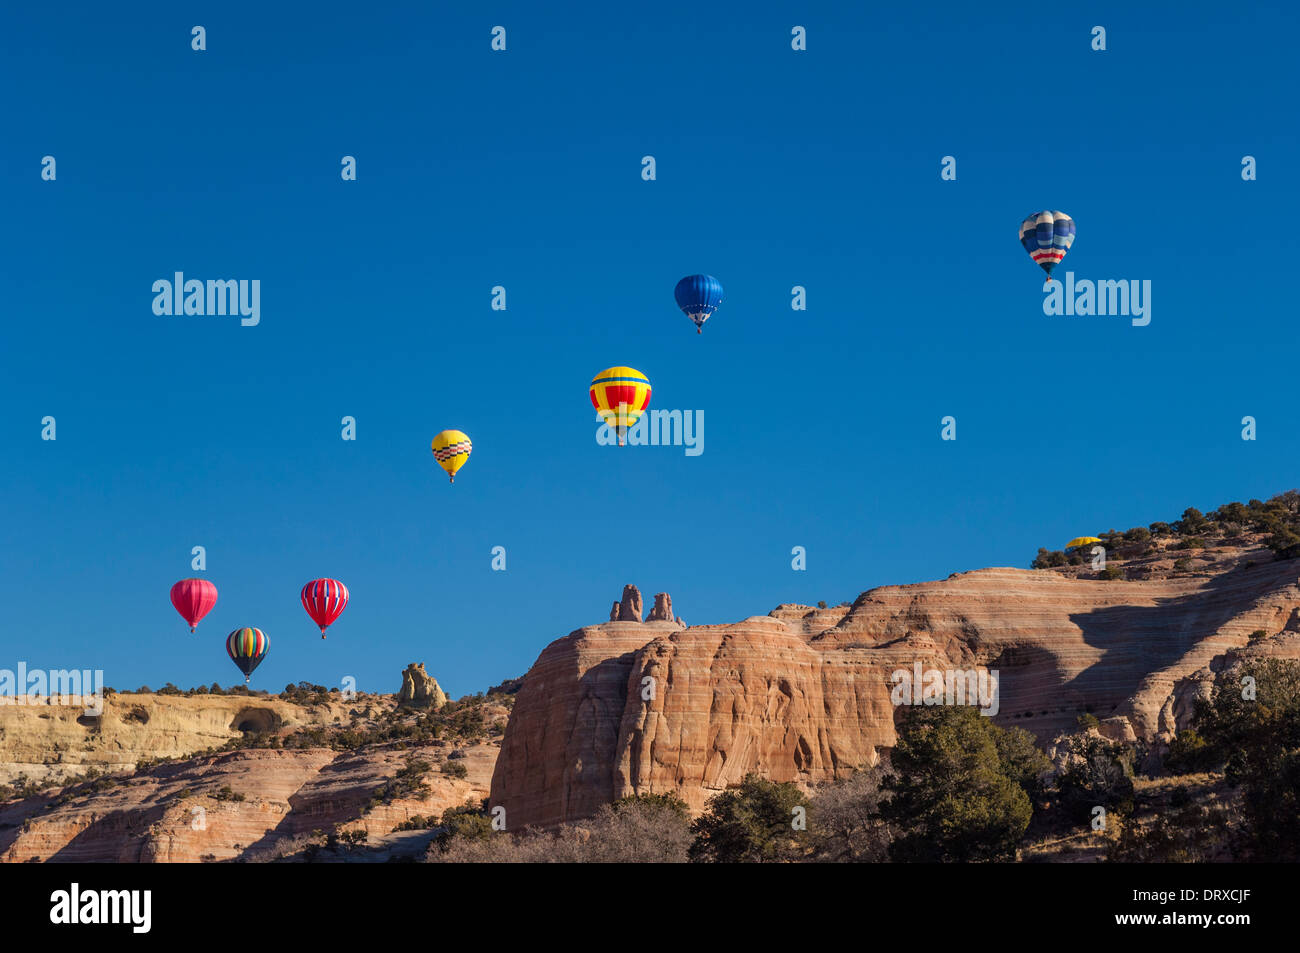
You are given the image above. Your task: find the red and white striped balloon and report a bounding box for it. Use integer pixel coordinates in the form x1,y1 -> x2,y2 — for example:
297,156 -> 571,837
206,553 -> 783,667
300,578 -> 349,638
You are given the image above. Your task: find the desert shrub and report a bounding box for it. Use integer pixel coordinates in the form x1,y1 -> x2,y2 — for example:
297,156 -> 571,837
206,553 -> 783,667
339,828 -> 368,846
1098,566 -> 1123,580
431,794 -> 692,863
1175,508 -> 1209,535
369,760 -> 432,807
1107,800 -> 1232,862
486,676 -> 524,697
552,794 -> 692,863
440,760 -> 468,779
1032,548 -> 1068,569
1164,730 -> 1218,774
1056,735 -> 1136,818
429,801 -> 494,853
806,767 -> 891,862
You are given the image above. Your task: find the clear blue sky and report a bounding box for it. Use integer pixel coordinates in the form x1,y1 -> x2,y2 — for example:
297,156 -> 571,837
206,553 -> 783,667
1,1 -> 1295,697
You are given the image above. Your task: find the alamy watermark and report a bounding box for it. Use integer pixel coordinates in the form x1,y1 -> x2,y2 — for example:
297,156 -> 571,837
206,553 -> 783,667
890,662 -> 999,716
152,272 -> 260,326
0,664 -> 104,715
595,407 -> 704,456
1043,272 -> 1151,326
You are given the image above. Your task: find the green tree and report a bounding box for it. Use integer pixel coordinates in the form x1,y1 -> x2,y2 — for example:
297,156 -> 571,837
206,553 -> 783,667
880,706 -> 1037,862
689,775 -> 808,862
430,801 -> 494,852
1176,507 -> 1209,535
1191,658 -> 1300,859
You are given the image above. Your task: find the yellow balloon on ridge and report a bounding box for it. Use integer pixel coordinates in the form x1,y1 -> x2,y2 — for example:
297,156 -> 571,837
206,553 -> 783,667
1065,536 -> 1102,551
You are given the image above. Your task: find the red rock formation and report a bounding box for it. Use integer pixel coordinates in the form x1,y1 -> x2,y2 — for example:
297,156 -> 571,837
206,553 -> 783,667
617,585 -> 643,622
647,592 -> 675,622
491,544 -> 1300,827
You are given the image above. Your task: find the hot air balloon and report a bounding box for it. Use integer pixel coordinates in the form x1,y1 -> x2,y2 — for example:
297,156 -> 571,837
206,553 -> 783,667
431,430 -> 472,483
226,627 -> 268,684
674,275 -> 724,333
1019,211 -> 1075,286
301,578 -> 349,638
1065,536 -> 1103,553
170,578 -> 217,633
590,366 -> 651,446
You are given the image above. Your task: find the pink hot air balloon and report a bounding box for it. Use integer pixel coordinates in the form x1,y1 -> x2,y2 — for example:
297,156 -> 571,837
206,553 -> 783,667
301,578 -> 349,638
170,578 -> 218,633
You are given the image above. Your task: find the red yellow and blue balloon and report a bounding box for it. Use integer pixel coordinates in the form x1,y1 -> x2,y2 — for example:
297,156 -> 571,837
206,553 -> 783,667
590,367 -> 651,446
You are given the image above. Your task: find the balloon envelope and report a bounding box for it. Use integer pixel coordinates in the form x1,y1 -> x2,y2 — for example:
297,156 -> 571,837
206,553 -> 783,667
1065,536 -> 1103,551
170,578 -> 217,633
432,430 -> 472,483
226,627 -> 269,683
589,367 -> 651,446
1019,211 -> 1075,278
301,578 -> 349,637
674,275 -> 724,332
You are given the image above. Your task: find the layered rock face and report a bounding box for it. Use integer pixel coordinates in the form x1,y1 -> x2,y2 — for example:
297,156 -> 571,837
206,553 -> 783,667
0,739 -> 499,863
0,692 -> 352,786
0,665 -> 503,862
491,552 -> 1300,827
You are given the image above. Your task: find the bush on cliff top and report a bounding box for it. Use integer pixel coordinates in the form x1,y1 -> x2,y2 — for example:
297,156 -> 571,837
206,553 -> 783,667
1033,490 -> 1300,568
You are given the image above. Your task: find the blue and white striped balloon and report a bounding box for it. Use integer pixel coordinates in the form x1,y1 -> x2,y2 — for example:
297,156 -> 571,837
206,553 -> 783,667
1019,211 -> 1075,282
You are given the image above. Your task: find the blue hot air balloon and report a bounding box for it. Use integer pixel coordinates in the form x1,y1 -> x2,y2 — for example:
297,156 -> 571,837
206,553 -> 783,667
674,275 -> 724,333
1019,211 -> 1075,285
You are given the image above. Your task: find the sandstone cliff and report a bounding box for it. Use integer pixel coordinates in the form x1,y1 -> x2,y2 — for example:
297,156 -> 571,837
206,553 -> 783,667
491,543 -> 1300,827
0,692 -> 352,786
0,666 -> 506,862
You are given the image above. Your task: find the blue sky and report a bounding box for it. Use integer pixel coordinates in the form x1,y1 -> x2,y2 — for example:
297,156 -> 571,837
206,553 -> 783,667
1,1 -> 1295,697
